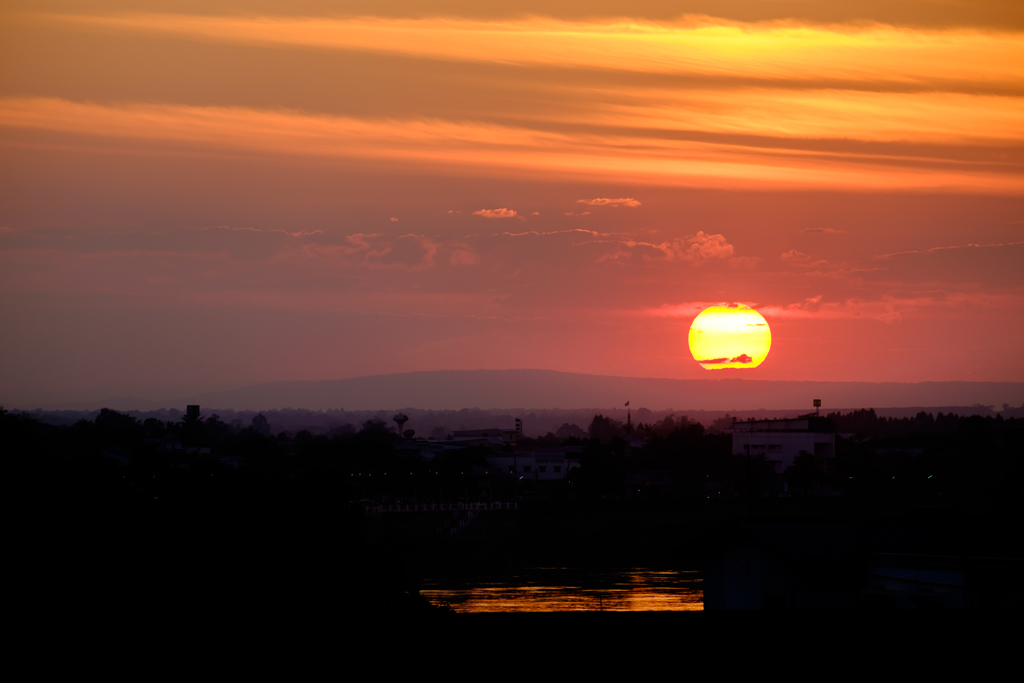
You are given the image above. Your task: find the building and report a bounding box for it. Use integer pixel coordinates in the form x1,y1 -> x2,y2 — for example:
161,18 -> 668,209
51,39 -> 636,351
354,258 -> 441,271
487,447 -> 581,481
732,416 -> 836,474
451,427 -> 520,444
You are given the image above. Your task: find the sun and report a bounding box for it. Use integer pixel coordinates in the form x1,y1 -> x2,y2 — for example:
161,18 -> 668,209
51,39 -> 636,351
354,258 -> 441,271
688,304 -> 771,369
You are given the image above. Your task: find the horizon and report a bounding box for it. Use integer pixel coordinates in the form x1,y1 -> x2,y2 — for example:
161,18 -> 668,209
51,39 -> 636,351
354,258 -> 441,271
14,402 -> 1024,440
9,368 -> 1021,413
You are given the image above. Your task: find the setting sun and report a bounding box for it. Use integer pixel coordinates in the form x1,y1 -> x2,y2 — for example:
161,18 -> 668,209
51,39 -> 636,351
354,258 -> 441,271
688,304 -> 772,370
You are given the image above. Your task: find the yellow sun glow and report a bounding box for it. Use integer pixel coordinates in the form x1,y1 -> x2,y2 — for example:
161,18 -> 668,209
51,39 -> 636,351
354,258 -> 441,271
688,304 -> 771,370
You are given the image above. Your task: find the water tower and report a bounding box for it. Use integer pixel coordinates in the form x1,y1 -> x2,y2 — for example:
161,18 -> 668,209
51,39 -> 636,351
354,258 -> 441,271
393,413 -> 409,435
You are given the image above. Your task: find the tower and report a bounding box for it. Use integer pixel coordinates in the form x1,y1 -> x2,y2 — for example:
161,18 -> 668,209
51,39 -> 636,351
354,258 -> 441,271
393,413 -> 409,436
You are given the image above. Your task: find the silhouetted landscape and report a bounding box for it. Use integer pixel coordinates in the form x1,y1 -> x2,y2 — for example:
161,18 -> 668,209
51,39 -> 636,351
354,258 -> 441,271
10,398 -> 1022,627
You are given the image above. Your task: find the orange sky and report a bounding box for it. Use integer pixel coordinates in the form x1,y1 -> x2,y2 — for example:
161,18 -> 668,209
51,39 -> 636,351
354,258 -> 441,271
1,1 -> 1022,406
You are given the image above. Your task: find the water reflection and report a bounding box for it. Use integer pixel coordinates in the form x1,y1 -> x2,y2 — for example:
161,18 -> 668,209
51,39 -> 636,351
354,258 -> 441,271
422,568 -> 703,612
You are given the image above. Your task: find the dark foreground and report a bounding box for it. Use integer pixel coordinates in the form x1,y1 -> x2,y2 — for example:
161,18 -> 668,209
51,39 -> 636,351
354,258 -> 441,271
9,405 -> 1023,639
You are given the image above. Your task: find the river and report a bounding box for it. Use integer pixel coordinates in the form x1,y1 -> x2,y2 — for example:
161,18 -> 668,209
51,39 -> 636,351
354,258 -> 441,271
422,568 -> 703,612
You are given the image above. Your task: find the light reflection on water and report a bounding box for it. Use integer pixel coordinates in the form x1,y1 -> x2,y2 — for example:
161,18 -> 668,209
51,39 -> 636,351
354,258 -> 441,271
422,568 -> 702,612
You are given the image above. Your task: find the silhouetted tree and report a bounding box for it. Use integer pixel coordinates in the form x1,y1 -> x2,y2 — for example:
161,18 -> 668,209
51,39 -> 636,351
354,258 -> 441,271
555,423 -> 587,439
251,413 -> 271,436
786,451 -> 821,496
588,414 -> 621,442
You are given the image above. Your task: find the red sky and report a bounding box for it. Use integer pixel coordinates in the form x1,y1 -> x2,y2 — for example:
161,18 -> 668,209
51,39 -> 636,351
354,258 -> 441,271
1,1 -> 1022,406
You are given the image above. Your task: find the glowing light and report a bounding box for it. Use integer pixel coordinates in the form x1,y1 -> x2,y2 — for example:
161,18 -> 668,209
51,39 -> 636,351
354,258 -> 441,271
688,304 -> 771,370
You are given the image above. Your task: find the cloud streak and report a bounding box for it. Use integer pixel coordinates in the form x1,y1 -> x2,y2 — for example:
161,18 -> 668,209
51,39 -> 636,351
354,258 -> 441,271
643,292 -> 1024,324
473,208 -> 518,219
3,97 -> 1021,194
198,226 -> 323,238
43,14 -> 1024,93
577,198 -> 641,207
876,240 -> 1024,259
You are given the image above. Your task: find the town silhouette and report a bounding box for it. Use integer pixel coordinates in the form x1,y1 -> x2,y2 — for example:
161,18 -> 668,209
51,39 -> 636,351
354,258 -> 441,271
9,396 -> 1022,628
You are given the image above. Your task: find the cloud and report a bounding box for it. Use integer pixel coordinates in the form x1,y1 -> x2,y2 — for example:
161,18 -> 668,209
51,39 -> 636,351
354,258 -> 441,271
473,208 -> 517,219
364,234 -> 438,270
583,231 -> 735,264
581,211 -> 591,216
876,240 -> 1024,259
595,250 -> 631,264
577,198 -> 641,208
642,301 -> 753,318
678,231 -> 734,262
199,226 -> 323,238
641,295 -> 908,323
390,217 -> 399,222
289,232 -> 391,262
6,97 -> 1023,195
343,233 -> 381,252
781,249 -> 812,262
59,14 -> 1024,97
801,227 -> 846,234
311,233 -> 436,270
695,354 -> 754,365
501,228 -> 602,238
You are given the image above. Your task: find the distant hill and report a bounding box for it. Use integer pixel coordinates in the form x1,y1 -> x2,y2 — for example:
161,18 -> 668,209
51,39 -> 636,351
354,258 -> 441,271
140,369 -> 1024,412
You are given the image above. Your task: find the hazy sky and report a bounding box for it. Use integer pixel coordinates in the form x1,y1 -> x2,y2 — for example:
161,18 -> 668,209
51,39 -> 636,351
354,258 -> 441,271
1,1 -> 1022,406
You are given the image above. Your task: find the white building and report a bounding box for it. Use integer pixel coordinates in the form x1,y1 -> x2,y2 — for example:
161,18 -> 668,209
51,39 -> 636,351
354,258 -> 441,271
487,448 -> 581,481
731,418 -> 836,474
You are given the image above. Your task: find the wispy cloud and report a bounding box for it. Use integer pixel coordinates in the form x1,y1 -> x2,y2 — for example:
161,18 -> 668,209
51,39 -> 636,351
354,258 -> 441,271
198,226 -> 323,238
579,231 -> 737,263
801,227 -> 846,234
3,97 -> 1021,193
577,198 -> 641,207
44,14 -> 1024,93
643,292 -> 1020,325
473,208 -> 518,219
500,228 -> 602,237
876,240 -> 1024,259
781,249 -> 812,262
